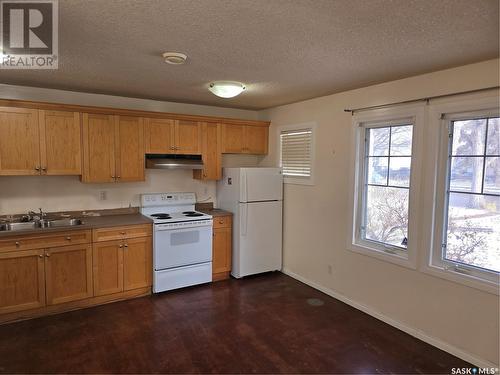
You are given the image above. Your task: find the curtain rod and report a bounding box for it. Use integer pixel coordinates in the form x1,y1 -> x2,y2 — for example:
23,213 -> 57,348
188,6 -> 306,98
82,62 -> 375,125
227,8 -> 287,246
344,86 -> 500,115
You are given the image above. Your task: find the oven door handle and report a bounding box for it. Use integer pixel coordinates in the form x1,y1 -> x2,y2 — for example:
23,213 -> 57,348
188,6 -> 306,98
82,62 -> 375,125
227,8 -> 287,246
155,223 -> 213,232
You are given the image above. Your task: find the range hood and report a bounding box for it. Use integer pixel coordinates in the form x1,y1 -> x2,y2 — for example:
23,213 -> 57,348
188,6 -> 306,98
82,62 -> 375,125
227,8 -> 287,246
145,154 -> 203,170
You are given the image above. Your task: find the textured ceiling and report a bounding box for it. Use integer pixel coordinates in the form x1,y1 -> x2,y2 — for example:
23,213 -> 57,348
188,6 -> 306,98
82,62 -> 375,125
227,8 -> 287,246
0,0 -> 498,110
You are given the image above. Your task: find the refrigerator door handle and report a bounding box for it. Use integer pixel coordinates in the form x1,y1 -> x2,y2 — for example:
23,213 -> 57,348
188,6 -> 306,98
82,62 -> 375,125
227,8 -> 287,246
241,170 -> 247,203
240,204 -> 248,236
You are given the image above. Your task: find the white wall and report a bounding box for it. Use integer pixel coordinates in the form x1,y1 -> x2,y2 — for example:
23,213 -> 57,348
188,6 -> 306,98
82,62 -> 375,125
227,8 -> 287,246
0,84 -> 261,215
259,59 -> 500,366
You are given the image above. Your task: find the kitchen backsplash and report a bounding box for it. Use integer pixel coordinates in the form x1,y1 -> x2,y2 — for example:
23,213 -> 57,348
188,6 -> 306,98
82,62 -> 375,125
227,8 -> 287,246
0,169 -> 215,215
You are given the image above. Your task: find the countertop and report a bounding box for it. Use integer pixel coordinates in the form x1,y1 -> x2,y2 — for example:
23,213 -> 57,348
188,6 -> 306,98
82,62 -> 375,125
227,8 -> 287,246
0,213 -> 152,238
198,208 -> 233,217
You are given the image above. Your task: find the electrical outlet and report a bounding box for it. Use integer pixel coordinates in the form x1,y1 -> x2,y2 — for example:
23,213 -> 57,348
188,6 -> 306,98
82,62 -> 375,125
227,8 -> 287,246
99,191 -> 107,201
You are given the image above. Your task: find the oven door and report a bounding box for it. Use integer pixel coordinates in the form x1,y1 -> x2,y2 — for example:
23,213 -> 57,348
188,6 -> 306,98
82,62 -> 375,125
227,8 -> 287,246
154,224 -> 212,270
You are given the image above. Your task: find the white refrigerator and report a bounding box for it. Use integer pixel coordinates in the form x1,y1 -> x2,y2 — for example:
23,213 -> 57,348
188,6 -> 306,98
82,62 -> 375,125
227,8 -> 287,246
217,167 -> 283,278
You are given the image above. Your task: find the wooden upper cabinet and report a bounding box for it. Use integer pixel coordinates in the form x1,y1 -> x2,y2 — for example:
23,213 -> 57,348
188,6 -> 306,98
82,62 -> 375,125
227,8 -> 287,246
175,120 -> 201,154
0,107 -> 40,175
82,114 -> 144,183
193,122 -> 221,181
0,249 -> 46,314
221,124 -> 245,153
115,116 -> 144,182
44,244 -> 93,305
82,113 -> 116,183
221,124 -> 268,155
245,126 -> 268,154
39,110 -> 82,175
144,118 -> 175,154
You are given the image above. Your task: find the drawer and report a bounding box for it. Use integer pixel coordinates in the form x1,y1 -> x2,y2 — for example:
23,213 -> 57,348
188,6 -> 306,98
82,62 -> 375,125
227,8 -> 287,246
93,224 -> 152,242
0,230 -> 92,252
213,215 -> 232,229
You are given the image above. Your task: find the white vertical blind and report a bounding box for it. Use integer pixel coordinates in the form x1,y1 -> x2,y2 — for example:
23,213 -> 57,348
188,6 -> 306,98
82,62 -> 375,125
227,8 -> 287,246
280,129 -> 312,177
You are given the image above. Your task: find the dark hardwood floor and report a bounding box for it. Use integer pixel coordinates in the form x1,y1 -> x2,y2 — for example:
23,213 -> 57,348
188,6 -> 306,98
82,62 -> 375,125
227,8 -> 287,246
0,273 -> 470,374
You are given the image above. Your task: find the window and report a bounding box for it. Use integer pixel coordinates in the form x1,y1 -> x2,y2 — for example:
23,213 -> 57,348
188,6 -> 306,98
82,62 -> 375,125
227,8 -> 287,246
361,124 -> 413,253
279,123 -> 315,185
349,105 -> 423,269
437,114 -> 499,281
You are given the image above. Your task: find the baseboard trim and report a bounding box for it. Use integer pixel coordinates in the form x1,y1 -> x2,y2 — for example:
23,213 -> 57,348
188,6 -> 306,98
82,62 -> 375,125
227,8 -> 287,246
282,268 -> 498,369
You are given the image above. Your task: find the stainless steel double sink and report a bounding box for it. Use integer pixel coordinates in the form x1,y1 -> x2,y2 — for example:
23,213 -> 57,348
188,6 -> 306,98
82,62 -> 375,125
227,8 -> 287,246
0,218 -> 84,232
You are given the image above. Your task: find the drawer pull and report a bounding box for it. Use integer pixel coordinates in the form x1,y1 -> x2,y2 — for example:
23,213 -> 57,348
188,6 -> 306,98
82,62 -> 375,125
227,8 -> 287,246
219,220 -> 224,224
66,236 -> 71,241
15,241 -> 20,247
120,232 -> 126,235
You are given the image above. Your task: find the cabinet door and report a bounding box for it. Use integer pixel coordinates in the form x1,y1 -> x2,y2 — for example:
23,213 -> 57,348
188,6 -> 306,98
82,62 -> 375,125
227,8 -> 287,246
194,122 -> 221,180
212,227 -> 232,275
244,126 -> 268,154
144,118 -> 175,154
82,113 -> 116,183
123,237 -> 152,291
39,110 -> 82,175
175,120 -> 201,154
0,107 -> 40,175
221,124 -> 245,153
115,116 -> 145,182
93,240 -> 123,296
0,249 -> 45,314
45,244 -> 93,305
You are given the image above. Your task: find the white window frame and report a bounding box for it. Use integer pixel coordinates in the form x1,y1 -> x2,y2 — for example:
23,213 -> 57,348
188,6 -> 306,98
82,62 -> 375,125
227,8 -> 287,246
277,122 -> 316,185
348,105 -> 425,269
423,95 -> 500,295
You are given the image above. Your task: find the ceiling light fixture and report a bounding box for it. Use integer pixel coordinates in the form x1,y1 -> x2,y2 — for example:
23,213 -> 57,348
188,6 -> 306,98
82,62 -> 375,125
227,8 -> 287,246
208,81 -> 246,98
162,52 -> 187,65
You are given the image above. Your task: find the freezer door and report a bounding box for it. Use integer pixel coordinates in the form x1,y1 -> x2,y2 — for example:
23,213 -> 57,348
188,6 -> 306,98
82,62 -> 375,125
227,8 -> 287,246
240,168 -> 283,203
234,200 -> 282,278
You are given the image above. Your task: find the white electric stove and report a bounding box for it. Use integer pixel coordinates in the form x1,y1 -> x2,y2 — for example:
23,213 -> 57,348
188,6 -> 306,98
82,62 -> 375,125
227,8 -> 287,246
140,192 -> 213,293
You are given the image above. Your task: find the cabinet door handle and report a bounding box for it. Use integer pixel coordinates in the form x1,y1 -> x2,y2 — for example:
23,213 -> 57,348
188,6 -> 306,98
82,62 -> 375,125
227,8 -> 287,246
41,167 -> 47,172
119,244 -> 123,248
120,231 -> 126,235
38,254 -> 43,258
45,253 -> 50,258
35,166 -> 40,171
117,176 -> 121,179
66,236 -> 71,241
15,241 -> 20,247
111,175 -> 116,179
124,244 -> 128,248
219,220 -> 224,224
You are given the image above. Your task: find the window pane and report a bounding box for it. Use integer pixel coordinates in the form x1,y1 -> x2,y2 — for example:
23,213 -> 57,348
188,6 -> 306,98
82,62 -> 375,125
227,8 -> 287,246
487,117 -> 499,155
449,156 -> 484,193
365,185 -> 409,248
368,127 -> 389,156
484,157 -> 500,195
451,119 -> 486,156
445,192 -> 500,273
389,157 -> 411,187
367,157 -> 388,185
390,125 -> 413,156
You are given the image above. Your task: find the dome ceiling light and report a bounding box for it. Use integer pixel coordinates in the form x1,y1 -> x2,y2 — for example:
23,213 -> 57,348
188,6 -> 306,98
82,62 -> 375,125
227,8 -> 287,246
162,52 -> 187,65
208,81 -> 246,98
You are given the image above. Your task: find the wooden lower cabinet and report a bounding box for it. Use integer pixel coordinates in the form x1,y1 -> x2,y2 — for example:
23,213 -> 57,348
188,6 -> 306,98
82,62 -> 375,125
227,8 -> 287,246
93,240 -> 124,296
124,237 -> 152,291
212,215 -> 232,281
0,249 -> 46,314
45,244 -> 93,305
0,225 -> 153,324
93,236 -> 152,296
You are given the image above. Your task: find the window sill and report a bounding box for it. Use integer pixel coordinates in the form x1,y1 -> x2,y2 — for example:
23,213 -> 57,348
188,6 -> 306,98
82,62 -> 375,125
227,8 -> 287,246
348,241 -> 416,270
421,263 -> 499,295
283,176 -> 314,186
